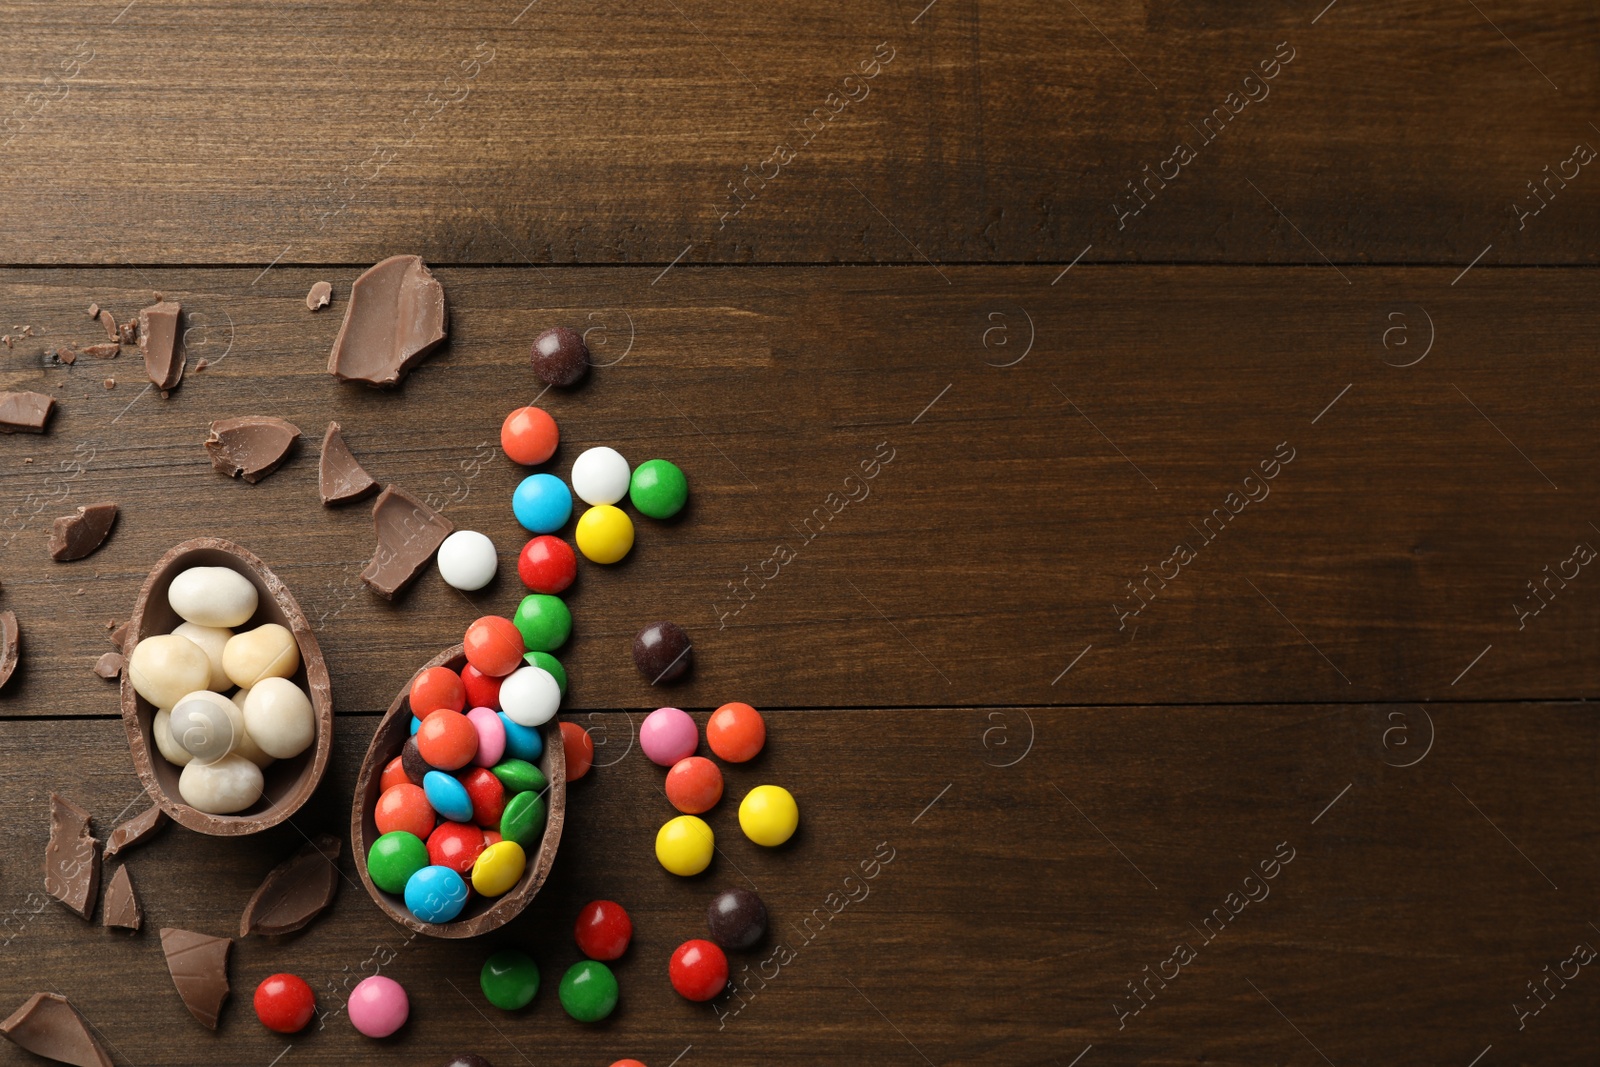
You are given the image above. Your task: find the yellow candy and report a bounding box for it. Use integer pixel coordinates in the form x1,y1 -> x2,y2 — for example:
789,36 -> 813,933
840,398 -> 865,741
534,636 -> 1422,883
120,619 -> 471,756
471,840 -> 527,897
655,815 -> 714,876
575,504 -> 634,564
738,785 -> 799,847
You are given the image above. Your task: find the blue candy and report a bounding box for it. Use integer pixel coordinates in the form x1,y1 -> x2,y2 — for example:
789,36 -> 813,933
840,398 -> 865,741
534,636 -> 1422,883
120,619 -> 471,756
512,473 -> 573,534
498,711 -> 545,763
410,715 -> 422,736
405,865 -> 469,923
423,770 -> 474,823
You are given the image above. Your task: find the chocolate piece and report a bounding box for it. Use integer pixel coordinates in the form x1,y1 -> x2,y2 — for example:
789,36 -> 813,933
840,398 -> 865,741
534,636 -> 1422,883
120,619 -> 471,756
93,652 -> 123,679
56,346 -> 77,365
0,992 -> 113,1067
360,485 -> 454,599
109,620 -> 130,652
319,421 -> 378,505
205,416 -> 301,483
706,886 -> 768,949
137,300 -> 183,391
44,794 -> 100,920
327,255 -> 447,387
195,358 -> 208,371
530,326 -> 589,386
117,320 -> 135,346
633,620 -> 693,683
306,280 -> 332,311
97,310 -> 117,341
102,865 -> 141,930
0,390 -> 55,433
86,303 -> 99,318
83,342 -> 118,359
400,734 -> 429,785
0,611 -> 16,690
102,378 -> 115,390
159,927 -> 231,1029
240,834 -> 341,937
105,803 -> 168,857
49,502 -> 117,562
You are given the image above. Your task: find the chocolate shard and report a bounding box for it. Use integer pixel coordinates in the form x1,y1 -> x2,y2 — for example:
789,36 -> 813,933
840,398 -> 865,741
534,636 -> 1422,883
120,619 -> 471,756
108,620 -> 130,653
44,795 -> 100,920
56,347 -> 77,366
327,255 -> 447,387
0,992 -> 114,1067
117,320 -> 136,346
159,928 -> 231,1030
240,834 -> 340,937
82,342 -> 119,360
360,485 -> 454,599
0,611 -> 16,690
137,300 -> 183,391
306,280 -> 332,311
93,652 -> 123,680
204,416 -> 301,483
0,390 -> 56,433
102,866 -> 141,930
96,310 -> 117,341
319,421 -> 378,506
86,303 -> 99,319
48,502 -> 118,562
105,803 -> 168,857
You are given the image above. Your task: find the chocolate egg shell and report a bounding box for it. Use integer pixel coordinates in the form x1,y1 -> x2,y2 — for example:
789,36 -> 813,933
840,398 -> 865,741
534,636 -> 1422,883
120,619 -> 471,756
352,644 -> 565,939
120,538 -> 334,836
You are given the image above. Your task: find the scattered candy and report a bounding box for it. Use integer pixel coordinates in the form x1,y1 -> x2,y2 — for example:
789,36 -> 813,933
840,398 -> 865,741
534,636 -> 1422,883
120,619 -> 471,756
467,707 -> 507,767
405,865 -> 469,924
666,756 -> 722,814
640,706 -> 698,767
524,651 -> 568,695
575,504 -> 634,564
411,665 -> 467,716
512,473 -> 573,534
531,326 -> 590,388
348,975 -> 410,1038
428,822 -> 488,875
498,665 -> 561,727
571,446 -> 631,506
574,900 -> 632,961
367,831 -> 429,894
558,960 -> 617,1022
423,770 -> 474,823
629,458 -> 688,520
463,617 -> 525,678
168,566 -> 259,628
242,678 -> 315,759
471,840 -> 526,897
669,939 -> 729,1002
254,973 -> 316,1034
376,783 -> 436,839
739,785 -> 799,847
706,887 -> 768,950
517,535 -> 577,594
437,530 -> 499,591
480,949 -> 540,1011
655,815 -> 714,876
500,405 -> 559,465
560,722 -> 594,781
498,716 -> 546,763
632,621 -> 692,683
417,709 -> 479,770
499,791 -> 547,848
513,594 -> 572,652
706,701 -> 765,763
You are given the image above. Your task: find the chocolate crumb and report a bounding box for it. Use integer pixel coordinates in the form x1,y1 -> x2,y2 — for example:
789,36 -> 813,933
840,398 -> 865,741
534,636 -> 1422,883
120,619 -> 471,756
118,320 -> 136,346
306,280 -> 332,311
97,310 -> 117,341
195,358 -> 209,371
49,502 -> 118,562
87,303 -> 99,318
93,652 -> 123,679
55,346 -> 76,365
103,378 -> 115,390
205,416 -> 301,483
109,620 -> 130,651
82,342 -> 119,359
44,794 -> 99,920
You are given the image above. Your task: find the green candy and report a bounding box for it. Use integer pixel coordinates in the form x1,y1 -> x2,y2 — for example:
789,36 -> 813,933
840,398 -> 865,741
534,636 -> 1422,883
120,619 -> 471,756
558,960 -> 618,1022
367,831 -> 428,895
500,789 -> 548,848
523,651 -> 567,695
491,758 -> 548,795
514,594 -> 572,653
480,949 -> 540,1011
629,459 -> 688,519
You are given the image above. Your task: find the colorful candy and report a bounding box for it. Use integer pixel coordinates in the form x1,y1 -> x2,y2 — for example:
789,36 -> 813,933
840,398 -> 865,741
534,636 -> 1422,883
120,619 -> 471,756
629,459 -> 688,520
655,815 -> 714,876
739,785 -> 799,847
491,758 -> 547,795
632,621 -> 692,683
405,865 -> 469,924
411,665 -> 466,716
517,535 -> 577,594
531,327 -> 590,388
640,707 -> 697,767
254,973 -> 316,1034
437,530 -> 499,591
467,707 -> 507,767
417,709 -> 479,770
560,722 -> 594,781
706,887 -> 768,950
524,651 -> 567,695
513,594 -> 572,652
575,505 -> 634,564
558,960 -> 617,1022
471,840 -> 526,897
574,900 -> 632,961
669,939 -> 729,1002
706,701 -> 765,763
379,755 -> 410,792
498,715 -> 545,763
427,822 -> 487,875
423,770 -> 474,823
462,766 -> 507,827
461,663 -> 504,710
501,406 -> 559,466
499,790 -> 547,848
665,757 -> 722,814
499,665 -> 561,727
375,783 -> 436,839
512,473 -> 573,534
480,949 -> 540,1010
571,446 -> 631,506
348,975 -> 409,1038
463,617 -> 525,678
367,830 -> 429,894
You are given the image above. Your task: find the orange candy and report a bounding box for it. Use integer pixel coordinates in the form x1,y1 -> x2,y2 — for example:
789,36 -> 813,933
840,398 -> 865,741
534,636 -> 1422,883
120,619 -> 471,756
560,721 -> 594,781
374,783 -> 435,839
706,702 -> 765,763
464,616 -> 526,678
417,709 -> 479,771
410,666 -> 465,717
501,406 -> 559,466
665,756 -> 723,814
379,755 -> 410,792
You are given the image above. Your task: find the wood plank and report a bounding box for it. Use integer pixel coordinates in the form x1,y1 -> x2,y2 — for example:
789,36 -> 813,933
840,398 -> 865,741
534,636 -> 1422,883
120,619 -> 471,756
0,706 -> 1592,1065
1,265 -> 1597,714
1,1 -> 1597,265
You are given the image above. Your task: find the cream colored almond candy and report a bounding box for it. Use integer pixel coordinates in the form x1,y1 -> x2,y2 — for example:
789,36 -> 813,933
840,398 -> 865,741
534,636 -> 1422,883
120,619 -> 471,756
152,707 -> 193,767
128,634 -> 213,709
232,719 -> 275,769
172,622 -> 233,691
242,677 -> 315,759
168,690 -> 245,764
222,623 -> 300,689
178,753 -> 264,814
167,565 -> 259,628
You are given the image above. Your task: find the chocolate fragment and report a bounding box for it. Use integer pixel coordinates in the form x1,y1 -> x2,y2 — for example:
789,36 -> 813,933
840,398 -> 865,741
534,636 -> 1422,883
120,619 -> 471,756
137,300 -> 183,391
633,620 -> 693,683
97,310 -> 117,341
0,390 -> 55,433
86,303 -> 99,319
327,255 -> 448,387
360,485 -> 454,599
205,416 -> 301,483
56,346 -> 77,365
319,421 -> 378,505
102,379 -> 114,390
48,502 -> 117,562
93,652 -> 123,680
531,326 -> 590,387
82,342 -> 118,360
0,611 -> 17,690
195,358 -> 208,372
117,320 -> 136,346
159,927 -> 231,1029
105,803 -> 168,857
240,833 -> 340,937
108,620 -> 130,652
44,794 -> 99,920
306,280 -> 332,311
102,865 -> 141,930
0,992 -> 114,1067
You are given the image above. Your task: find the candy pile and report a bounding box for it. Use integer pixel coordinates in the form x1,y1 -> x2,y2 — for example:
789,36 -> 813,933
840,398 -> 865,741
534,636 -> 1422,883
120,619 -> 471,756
128,565 -> 316,814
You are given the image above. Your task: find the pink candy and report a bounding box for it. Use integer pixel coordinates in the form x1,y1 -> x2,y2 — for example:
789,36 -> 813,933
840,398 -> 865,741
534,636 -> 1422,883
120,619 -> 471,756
641,706 -> 698,766
467,706 -> 507,767
348,975 -> 409,1038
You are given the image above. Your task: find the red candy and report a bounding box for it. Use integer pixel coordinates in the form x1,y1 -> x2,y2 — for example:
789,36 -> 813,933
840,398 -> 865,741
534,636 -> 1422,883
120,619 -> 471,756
517,535 -> 577,595
575,900 -> 633,961
417,709 -> 478,770
427,821 -> 488,875
374,783 -> 435,840
560,721 -> 594,781
379,755 -> 410,793
464,616 -> 526,678
706,702 -> 766,763
669,939 -> 729,1002
665,756 -> 723,814
610,1062 -> 649,1067
501,405 -> 559,466
410,665 -> 466,717
461,766 -> 507,828
461,663 -> 504,710
483,829 -> 502,847
254,972 -> 316,1034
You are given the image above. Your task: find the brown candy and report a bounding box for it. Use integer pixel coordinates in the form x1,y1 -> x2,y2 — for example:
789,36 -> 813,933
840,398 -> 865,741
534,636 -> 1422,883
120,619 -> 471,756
0,390 -> 56,433
205,416 -> 302,483
48,502 -> 118,562
239,834 -> 341,937
138,300 -> 183,391
633,620 -> 693,683
359,485 -> 454,599
530,326 -> 589,387
102,865 -> 141,930
0,992 -> 113,1067
400,734 -> 429,785
44,794 -> 99,920
327,255 -> 447,387
160,928 -> 232,1029
319,421 -> 378,506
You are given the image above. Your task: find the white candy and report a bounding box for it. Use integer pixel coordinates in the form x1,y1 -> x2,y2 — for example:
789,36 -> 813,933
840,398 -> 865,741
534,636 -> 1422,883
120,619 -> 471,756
223,623 -> 300,689
152,708 -> 193,767
172,622 -> 233,692
178,753 -> 264,814
168,566 -> 259,628
437,530 -> 499,591
571,446 -> 631,506
498,665 -> 561,727
242,677 -> 315,759
128,635 -> 213,709
226,688 -> 275,768
168,690 -> 245,764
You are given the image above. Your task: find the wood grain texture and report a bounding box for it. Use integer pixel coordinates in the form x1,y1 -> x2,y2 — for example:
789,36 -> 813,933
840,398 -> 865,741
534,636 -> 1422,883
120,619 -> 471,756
1,1 -> 1597,265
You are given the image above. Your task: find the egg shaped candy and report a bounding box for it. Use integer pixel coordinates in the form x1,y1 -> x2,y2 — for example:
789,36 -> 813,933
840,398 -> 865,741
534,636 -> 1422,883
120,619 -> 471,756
179,753 -> 265,814
242,677 -> 316,759
128,635 -> 213,709
168,566 -> 259,628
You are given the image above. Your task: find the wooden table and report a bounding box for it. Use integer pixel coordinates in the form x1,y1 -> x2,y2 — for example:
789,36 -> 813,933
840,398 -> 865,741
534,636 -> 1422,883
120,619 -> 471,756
2,2 -> 1597,1064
